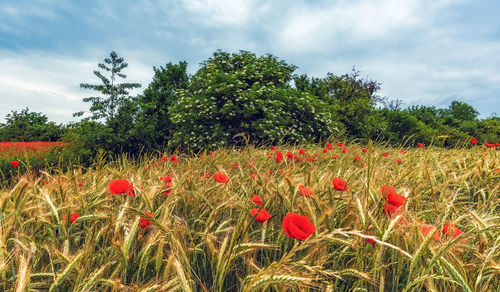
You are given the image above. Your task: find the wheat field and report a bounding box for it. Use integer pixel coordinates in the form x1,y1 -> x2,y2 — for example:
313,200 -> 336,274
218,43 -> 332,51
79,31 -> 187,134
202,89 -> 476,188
0,143 -> 498,291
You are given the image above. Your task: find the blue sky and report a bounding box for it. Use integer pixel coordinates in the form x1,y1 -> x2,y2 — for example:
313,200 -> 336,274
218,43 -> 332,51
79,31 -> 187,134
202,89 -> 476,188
1,0 -> 499,123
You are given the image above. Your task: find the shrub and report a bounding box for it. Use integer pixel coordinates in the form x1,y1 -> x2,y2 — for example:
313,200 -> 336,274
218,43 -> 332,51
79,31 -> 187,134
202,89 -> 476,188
168,50 -> 339,151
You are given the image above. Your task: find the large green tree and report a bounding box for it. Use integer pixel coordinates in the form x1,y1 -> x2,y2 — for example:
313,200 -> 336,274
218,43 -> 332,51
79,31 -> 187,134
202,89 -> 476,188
75,51 -> 141,122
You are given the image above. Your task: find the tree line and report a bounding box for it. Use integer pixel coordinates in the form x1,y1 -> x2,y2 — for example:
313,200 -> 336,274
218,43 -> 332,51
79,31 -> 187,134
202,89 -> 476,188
1,50 -> 498,155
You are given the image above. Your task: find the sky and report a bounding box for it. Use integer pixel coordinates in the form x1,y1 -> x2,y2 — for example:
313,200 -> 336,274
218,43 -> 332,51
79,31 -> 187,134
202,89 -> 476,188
1,0 -> 499,124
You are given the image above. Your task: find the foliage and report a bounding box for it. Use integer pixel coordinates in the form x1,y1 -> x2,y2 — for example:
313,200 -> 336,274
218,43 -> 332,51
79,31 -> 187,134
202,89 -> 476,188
295,69 -> 386,140
168,50 -> 339,151
0,108 -> 64,142
134,61 -> 189,151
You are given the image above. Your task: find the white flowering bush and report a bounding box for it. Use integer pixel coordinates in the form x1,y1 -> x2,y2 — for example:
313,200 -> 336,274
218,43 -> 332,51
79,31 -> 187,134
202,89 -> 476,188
169,51 -> 340,150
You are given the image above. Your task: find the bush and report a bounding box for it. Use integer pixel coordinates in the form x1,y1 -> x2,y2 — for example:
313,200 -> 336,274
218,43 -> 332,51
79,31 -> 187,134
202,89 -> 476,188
168,50 -> 340,151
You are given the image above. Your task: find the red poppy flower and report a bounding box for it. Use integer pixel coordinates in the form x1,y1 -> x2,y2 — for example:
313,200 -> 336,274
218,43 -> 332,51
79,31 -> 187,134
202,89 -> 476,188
44,179 -> 51,185
275,151 -> 283,162
161,156 -> 167,162
213,172 -> 229,183
298,184 -> 314,197
251,172 -> 257,180
323,148 -> 328,153
360,164 -> 364,168
139,212 -> 153,229
442,222 -> 466,243
381,186 -> 406,206
354,154 -> 360,161
170,156 -> 178,163
332,177 -> 349,191
70,212 -> 79,224
268,170 -> 273,175
417,143 -> 424,148
400,149 -> 407,154
282,212 -> 316,240
342,148 -> 348,153
396,158 -> 402,164
249,194 -> 262,206
332,154 -> 338,159
337,142 -> 344,148
248,161 -> 256,166
362,148 -> 368,153
299,148 -> 306,155
496,143 -> 500,147
251,208 -> 272,222
109,179 -> 135,198
162,184 -> 173,196
381,186 -> 406,217
365,237 -> 376,247
417,221 -> 441,241
10,160 -> 19,168
78,182 -> 85,188
382,153 -> 389,157
286,152 -> 294,160
326,142 -> 333,150
470,137 -> 477,145
232,163 -> 239,168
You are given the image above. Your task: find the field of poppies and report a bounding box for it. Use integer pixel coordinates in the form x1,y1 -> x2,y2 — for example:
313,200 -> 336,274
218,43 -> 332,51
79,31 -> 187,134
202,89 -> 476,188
0,141 -> 498,291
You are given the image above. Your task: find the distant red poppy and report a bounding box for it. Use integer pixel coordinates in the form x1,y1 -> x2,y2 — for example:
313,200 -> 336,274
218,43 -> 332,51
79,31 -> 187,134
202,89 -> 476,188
213,172 -> 228,183
249,194 -> 262,206
332,177 -> 349,191
342,148 -> 348,153
268,170 -> 273,175
337,142 -> 344,148
417,143 -> 424,148
78,182 -> 85,188
70,212 -> 79,224
381,186 -> 406,216
400,149 -> 407,154
442,222 -> 466,243
470,137 -> 477,145
396,158 -> 402,164
286,152 -> 294,160
365,237 -> 376,247
308,157 -> 314,162
251,208 -> 272,222
162,184 -> 173,196
139,212 -> 153,229
323,148 -> 328,153
248,161 -> 256,166
362,148 -> 368,153
109,179 -> 135,198
299,148 -> 306,155
382,153 -> 389,157
298,184 -> 314,197
326,142 -> 333,150
275,151 -> 283,162
10,160 -> 19,168
417,221 -> 441,241
332,154 -> 338,159
354,154 -> 360,161
282,212 -> 316,240
161,156 -> 167,162
170,156 -> 178,163
232,163 -> 239,168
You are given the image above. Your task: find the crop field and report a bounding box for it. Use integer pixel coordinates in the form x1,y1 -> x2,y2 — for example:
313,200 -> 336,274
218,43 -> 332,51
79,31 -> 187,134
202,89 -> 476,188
0,142 -> 498,291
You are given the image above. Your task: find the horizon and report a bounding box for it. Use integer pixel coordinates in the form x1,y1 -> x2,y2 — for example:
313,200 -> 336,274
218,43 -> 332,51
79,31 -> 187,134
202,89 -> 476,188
1,0 -> 499,124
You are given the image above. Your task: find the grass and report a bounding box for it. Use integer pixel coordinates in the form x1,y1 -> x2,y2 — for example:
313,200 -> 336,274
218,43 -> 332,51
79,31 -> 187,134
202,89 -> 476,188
0,142 -> 498,291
